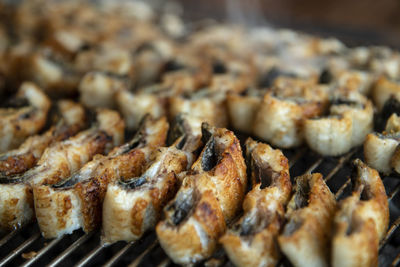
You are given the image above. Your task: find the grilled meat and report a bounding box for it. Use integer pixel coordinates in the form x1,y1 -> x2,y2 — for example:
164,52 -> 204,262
253,78 -> 329,148
332,159 -> 389,267
156,123 -> 246,265
0,109 -> 124,230
34,116 -> 167,238
0,100 -> 85,176
0,82 -> 51,152
220,138 -> 291,267
278,173 -> 336,267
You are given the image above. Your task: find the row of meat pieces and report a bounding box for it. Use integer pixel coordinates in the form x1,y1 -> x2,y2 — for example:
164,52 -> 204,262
0,87 -> 388,267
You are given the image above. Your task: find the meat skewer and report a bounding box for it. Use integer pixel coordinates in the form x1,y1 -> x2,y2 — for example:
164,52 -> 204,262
220,138 -> 291,267
0,100 -> 85,177
156,123 -> 247,265
34,116 -> 167,238
102,114 -> 202,243
0,82 -> 51,152
278,173 -> 336,267
332,159 -> 389,267
0,109 -> 124,230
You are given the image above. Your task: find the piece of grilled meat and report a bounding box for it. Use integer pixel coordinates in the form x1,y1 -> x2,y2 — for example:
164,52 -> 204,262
332,159 -> 389,267
102,114 -> 202,243
0,82 -> 51,152
156,123 -> 246,265
0,109 -> 124,230
278,173 -> 336,267
220,138 -> 291,267
0,100 -> 85,177
34,116 -> 167,238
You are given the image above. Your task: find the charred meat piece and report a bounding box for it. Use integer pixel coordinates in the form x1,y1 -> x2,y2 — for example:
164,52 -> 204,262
116,89 -> 167,131
278,173 -> 336,267
332,159 -> 389,267
169,89 -> 228,128
0,100 -> 85,177
371,76 -> 400,112
0,109 -> 124,230
226,88 -> 265,134
253,77 -> 329,148
305,89 -> 373,156
156,123 -> 246,265
102,117 -> 201,243
34,116 -> 167,238
220,138 -> 291,267
0,82 -> 51,153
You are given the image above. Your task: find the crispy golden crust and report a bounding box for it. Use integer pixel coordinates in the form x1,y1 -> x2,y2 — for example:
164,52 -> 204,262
102,140 -> 193,243
157,124 -> 246,265
364,133 -> 400,175
0,82 -> 51,152
371,76 -> 400,111
116,90 -> 167,131
253,84 -> 328,148
34,116 -> 167,238
278,173 -> 336,267
220,138 -> 291,267
169,90 -> 228,128
226,90 -> 263,134
0,109 -> 123,230
0,100 -> 85,176
332,159 -> 388,267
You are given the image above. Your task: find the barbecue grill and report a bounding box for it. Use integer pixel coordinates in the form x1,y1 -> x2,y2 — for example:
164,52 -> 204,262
0,144 -> 398,267
0,0 -> 399,266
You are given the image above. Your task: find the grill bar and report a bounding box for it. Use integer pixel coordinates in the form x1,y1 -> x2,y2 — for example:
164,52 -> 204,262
0,232 -> 40,267
380,216 -> 400,250
0,227 -> 23,248
335,177 -> 351,199
128,240 -> 158,267
392,252 -> 400,267
103,243 -> 133,267
388,183 -> 400,201
288,148 -> 306,168
20,235 -> 64,267
325,150 -> 356,182
75,243 -> 104,267
47,232 -> 94,267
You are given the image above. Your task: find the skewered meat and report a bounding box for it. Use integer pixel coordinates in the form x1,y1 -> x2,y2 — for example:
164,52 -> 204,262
156,123 -> 246,265
0,109 -> 124,230
116,89 -> 167,131
34,116 -> 168,238
220,138 -> 291,267
253,78 -> 329,148
79,71 -> 128,109
0,82 -> 51,152
0,100 -> 85,177
332,159 -> 389,267
102,114 -> 202,243
304,89 -> 373,156
226,88 -> 265,134
169,89 -> 228,128
278,173 -> 336,267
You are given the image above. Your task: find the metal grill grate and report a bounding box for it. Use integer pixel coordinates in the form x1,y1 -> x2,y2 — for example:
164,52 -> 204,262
0,146 -> 399,267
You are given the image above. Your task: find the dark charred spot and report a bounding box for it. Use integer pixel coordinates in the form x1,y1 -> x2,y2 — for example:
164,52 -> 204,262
79,43 -> 92,51
294,176 -> 311,209
170,194 -> 194,225
380,96 -> 400,127
201,123 -> 213,144
167,115 -> 186,146
258,68 -> 296,88
318,69 -> 332,84
134,43 -> 155,54
52,174 -> 81,188
19,110 -> 33,120
2,97 -> 29,108
283,218 -> 303,236
212,61 -> 227,74
331,98 -> 358,106
202,137 -> 218,171
164,60 -> 185,72
119,176 -> 147,189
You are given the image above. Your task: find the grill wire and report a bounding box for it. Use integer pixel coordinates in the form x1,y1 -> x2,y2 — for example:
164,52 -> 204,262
0,142 -> 399,267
